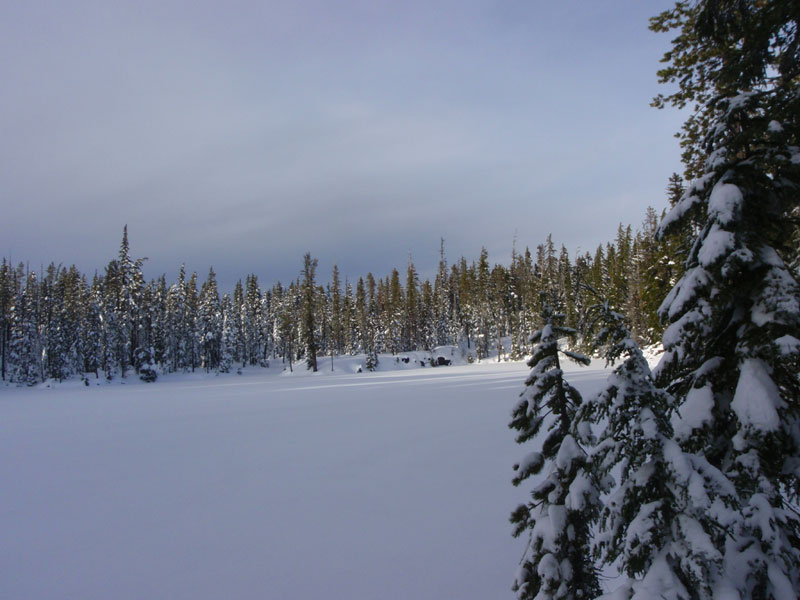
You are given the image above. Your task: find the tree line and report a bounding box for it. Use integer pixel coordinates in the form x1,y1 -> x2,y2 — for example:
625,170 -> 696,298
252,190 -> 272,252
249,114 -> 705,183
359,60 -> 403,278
1,185 -> 698,385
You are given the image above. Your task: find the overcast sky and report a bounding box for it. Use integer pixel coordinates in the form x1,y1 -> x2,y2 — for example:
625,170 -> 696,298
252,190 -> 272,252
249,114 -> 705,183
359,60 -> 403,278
1,0 -> 684,292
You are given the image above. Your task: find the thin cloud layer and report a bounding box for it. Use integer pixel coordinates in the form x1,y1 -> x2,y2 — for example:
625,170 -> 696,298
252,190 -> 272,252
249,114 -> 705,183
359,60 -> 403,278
1,1 -> 684,290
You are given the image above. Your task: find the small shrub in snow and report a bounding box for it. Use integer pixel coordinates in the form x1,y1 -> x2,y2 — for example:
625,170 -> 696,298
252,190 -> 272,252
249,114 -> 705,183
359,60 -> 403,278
138,362 -> 158,383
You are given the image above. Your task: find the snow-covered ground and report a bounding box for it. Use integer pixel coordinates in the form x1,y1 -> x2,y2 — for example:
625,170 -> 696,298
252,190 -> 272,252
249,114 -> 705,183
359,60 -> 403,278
1,358 -> 610,600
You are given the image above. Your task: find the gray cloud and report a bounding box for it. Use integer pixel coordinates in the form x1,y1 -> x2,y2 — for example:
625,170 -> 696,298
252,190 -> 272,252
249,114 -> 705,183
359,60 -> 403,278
1,0 -> 684,292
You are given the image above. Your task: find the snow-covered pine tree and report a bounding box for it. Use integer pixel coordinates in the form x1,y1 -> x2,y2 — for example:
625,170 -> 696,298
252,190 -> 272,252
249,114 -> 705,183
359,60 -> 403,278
434,238 -> 452,347
148,275 -> 168,370
82,276 -> 104,379
419,278 -> 436,352
361,277 -> 380,371
265,287 -> 276,365
136,345 -> 157,382
198,267 -> 222,372
115,227 -> 134,376
509,293 -> 599,600
404,257 -> 421,351
330,264 -> 343,356
386,268 -> 403,355
789,203 -> 799,277
10,271 -> 42,386
651,1 -> 800,596
275,282 -> 297,371
475,248 -> 491,360
228,279 -> 243,367
60,266 -> 87,380
184,271 -> 200,371
219,294 -> 235,374
343,279 -> 356,355
300,253 -> 318,371
0,259 -> 14,382
578,294 -> 738,599
165,266 -> 186,373
354,277 -> 367,355
44,264 -> 71,382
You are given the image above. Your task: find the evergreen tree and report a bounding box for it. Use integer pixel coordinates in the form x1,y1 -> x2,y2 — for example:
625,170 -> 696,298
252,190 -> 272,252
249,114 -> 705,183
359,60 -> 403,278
185,271 -> 199,371
263,286 -> 276,364
0,259 -> 12,381
44,264 -> 71,381
557,246 -> 576,329
113,226 -> 147,376
366,272 -> 381,364
510,246 -> 535,359
301,253 -> 319,371
434,238 -> 452,347
490,263 -> 509,360
277,282 -> 299,371
419,278 -> 436,351
360,274 -> 380,370
165,266 -> 187,373
636,206 -> 668,342
475,247 -> 491,360
219,294 -> 236,374
579,293 -> 737,599
343,279 -> 355,355
609,224 -> 633,315
652,1 -> 800,596
10,271 -> 42,385
57,265 -> 86,380
638,176 -> 693,345
316,282 -> 330,364
355,277 -> 368,354
404,258 -> 420,351
83,275 -> 104,378
231,280 -> 246,366
242,274 -> 262,367
198,267 -> 222,372
149,275 -> 168,369
509,293 -> 598,600
137,345 -> 158,382
329,265 -> 343,356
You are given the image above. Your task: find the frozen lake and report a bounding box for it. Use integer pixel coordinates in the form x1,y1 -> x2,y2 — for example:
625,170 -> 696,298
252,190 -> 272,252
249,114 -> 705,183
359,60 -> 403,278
1,360 -> 608,600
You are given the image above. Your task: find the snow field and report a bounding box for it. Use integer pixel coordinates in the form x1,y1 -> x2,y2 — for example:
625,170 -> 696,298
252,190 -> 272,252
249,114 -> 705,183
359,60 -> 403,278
1,359 -> 609,600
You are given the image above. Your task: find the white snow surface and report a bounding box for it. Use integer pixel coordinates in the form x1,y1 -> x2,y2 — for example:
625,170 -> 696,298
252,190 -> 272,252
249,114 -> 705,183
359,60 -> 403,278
767,120 -> 783,133
731,358 -> 782,433
727,91 -> 756,110
671,384 -> 714,441
708,181 -> 742,227
698,225 -> 736,267
0,357 -> 609,600
775,335 -> 800,355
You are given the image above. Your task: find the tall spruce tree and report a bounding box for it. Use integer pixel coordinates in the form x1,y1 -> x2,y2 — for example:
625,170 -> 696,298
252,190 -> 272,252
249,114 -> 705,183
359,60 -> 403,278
651,1 -> 800,596
198,267 -> 221,372
219,294 -> 236,374
0,259 -> 12,381
434,238 -> 452,347
330,264 -> 343,356
10,271 -> 42,385
301,253 -> 319,372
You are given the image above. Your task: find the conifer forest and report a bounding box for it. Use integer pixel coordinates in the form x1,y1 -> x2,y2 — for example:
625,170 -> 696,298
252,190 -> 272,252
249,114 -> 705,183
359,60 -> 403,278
0,201 -> 685,385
